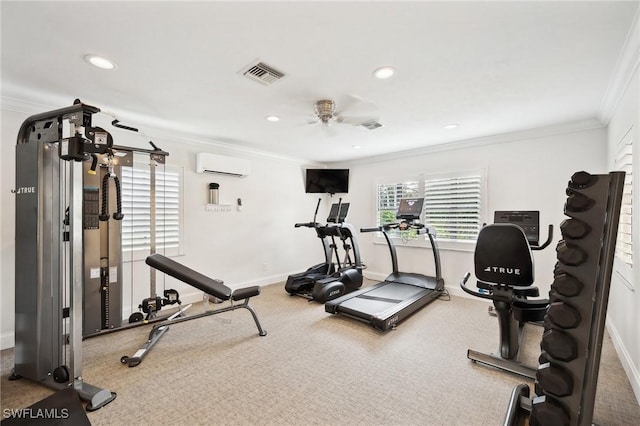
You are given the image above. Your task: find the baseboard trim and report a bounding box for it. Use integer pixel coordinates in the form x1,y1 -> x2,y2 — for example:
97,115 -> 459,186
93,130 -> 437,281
606,320 -> 640,405
1,332 -> 14,351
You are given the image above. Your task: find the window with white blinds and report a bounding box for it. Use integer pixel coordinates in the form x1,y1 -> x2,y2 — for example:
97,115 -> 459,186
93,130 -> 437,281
424,175 -> 482,242
120,164 -> 182,253
615,131 -> 633,269
375,171 -> 484,244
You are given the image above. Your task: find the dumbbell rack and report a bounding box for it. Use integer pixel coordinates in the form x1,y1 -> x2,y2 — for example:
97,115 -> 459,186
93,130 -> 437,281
504,171 -> 625,426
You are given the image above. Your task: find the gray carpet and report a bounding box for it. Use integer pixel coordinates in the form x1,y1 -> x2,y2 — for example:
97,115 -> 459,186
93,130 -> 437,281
1,281 -> 639,425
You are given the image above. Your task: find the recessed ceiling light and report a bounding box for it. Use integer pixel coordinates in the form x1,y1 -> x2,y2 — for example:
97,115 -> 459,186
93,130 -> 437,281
352,145 -> 362,149
443,123 -> 459,129
265,115 -> 280,122
84,54 -> 117,70
373,66 -> 395,79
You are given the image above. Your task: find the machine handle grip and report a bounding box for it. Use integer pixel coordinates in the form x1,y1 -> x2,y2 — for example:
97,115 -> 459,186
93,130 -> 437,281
459,272 -> 493,300
531,224 -> 554,251
360,227 -> 382,233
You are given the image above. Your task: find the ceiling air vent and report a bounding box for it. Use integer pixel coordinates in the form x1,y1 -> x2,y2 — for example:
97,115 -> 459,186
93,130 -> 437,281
359,120 -> 383,130
241,61 -> 286,86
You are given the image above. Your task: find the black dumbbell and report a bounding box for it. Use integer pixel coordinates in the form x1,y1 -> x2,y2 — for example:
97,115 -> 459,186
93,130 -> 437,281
556,241 -> 588,266
568,171 -> 598,190
565,190 -> 594,213
531,395 -> 570,426
552,272 -> 583,297
541,329 -> 578,362
560,218 -> 591,239
537,363 -> 573,397
547,301 -> 581,329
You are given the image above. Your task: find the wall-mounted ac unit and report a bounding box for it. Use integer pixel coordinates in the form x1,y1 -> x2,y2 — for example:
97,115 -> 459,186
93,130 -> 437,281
195,153 -> 251,177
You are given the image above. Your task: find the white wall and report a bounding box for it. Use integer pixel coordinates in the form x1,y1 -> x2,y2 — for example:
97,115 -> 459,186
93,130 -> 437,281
0,105 -> 327,349
331,123 -> 607,300
604,11 -> 640,402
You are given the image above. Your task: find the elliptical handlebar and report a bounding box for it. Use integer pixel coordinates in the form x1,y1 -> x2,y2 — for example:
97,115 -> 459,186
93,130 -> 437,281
294,222 -> 318,228
531,224 -> 554,251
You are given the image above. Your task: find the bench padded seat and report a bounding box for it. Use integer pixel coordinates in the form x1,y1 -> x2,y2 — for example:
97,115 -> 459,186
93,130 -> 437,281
146,254 -> 232,300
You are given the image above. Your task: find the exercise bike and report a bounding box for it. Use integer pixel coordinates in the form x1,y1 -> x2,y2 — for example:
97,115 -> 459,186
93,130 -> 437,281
460,211 -> 553,379
285,199 -> 363,302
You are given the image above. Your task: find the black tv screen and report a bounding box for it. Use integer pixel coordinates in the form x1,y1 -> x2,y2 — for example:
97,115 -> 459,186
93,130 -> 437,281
305,169 -> 349,194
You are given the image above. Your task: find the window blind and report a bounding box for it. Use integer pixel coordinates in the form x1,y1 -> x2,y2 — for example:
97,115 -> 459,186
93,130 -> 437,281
615,134 -> 633,268
423,175 -> 482,241
120,166 -> 181,252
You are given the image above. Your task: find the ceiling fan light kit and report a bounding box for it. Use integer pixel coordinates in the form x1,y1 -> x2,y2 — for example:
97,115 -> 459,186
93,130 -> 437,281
314,99 -> 336,124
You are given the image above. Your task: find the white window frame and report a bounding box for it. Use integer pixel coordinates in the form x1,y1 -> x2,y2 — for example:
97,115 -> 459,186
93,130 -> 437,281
373,169 -> 486,251
613,126 -> 633,289
120,159 -> 184,262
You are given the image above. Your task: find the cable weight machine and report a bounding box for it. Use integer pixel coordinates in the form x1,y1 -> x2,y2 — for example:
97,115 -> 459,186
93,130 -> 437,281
12,100 -> 117,410
10,100 -> 177,409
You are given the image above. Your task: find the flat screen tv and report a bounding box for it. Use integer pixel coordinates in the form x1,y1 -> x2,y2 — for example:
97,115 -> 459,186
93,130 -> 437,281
305,169 -> 349,194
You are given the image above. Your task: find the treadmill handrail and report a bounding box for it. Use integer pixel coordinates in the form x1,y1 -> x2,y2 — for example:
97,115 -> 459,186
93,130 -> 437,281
360,222 -> 442,281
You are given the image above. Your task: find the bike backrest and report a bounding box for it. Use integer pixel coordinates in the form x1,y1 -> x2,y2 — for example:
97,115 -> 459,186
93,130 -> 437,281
474,223 -> 534,286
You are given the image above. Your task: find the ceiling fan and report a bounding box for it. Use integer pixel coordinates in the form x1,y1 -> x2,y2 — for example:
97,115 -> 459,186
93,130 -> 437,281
309,97 -> 381,131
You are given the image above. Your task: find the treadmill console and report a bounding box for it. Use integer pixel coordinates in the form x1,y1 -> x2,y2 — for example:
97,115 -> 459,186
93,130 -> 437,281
396,198 -> 424,221
327,202 -> 350,223
494,211 -> 540,246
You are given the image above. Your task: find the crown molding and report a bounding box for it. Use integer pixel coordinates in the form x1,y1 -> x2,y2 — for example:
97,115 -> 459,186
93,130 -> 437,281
329,118 -> 604,167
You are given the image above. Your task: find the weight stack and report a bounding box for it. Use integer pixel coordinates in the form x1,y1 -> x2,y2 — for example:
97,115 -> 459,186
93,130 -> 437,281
530,171 -> 625,426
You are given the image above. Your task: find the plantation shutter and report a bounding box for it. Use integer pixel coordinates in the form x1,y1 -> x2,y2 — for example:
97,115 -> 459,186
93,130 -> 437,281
615,134 -> 633,268
423,175 -> 482,241
121,166 -> 181,252
376,181 -> 420,226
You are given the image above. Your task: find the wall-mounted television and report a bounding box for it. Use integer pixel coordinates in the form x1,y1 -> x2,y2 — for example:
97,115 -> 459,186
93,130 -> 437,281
305,169 -> 349,194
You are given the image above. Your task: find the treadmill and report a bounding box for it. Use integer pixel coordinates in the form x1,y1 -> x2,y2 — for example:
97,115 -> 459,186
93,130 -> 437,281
325,198 -> 444,331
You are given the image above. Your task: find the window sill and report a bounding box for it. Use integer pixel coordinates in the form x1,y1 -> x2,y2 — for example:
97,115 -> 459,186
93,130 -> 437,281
372,237 -> 476,252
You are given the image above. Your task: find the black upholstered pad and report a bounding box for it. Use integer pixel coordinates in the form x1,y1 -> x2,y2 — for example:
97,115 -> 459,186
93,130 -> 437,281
146,254 -> 232,300
232,286 -> 260,300
474,224 -> 534,286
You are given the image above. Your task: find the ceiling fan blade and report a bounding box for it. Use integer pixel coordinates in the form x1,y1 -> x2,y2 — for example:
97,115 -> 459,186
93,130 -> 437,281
320,122 -> 340,137
338,94 -> 378,116
335,115 -> 379,126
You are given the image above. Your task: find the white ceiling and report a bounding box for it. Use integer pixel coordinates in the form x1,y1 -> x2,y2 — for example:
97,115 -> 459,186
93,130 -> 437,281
1,1 -> 638,163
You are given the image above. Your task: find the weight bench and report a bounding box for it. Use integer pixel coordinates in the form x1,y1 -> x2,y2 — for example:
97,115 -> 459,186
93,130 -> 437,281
121,254 -> 267,367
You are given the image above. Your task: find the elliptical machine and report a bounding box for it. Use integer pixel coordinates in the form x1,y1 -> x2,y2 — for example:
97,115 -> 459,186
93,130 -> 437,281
285,198 -> 335,294
285,199 -> 363,302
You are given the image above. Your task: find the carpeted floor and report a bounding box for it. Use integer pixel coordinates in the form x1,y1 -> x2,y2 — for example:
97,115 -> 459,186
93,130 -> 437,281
1,281 -> 639,425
